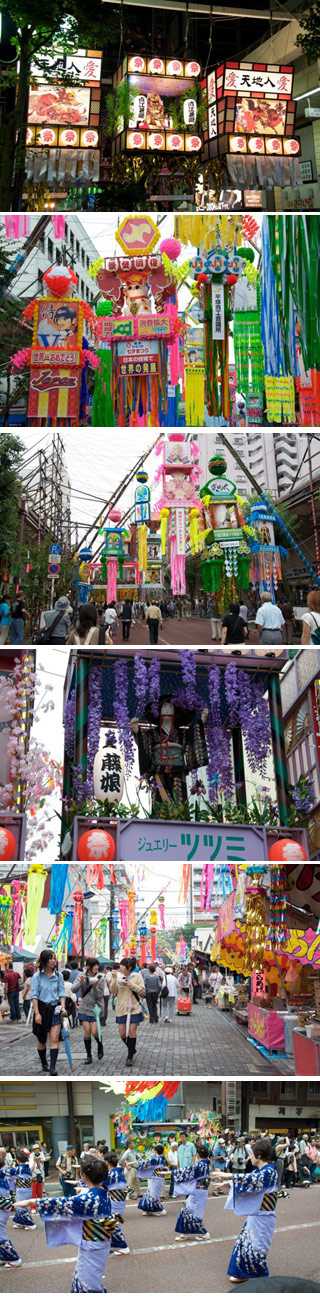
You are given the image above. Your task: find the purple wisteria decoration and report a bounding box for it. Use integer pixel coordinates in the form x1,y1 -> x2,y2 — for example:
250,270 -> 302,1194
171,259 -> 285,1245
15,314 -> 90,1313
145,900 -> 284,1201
224,663 -> 241,728
207,667 -> 233,797
114,659 -> 135,772
86,665 -> 103,794
180,650 -> 197,708
64,687 -> 76,757
148,656 -> 161,717
237,671 -> 271,775
133,655 -> 148,717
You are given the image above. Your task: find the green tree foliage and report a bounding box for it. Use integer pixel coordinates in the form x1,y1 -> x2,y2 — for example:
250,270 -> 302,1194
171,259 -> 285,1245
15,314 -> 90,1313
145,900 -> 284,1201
297,3 -> 320,62
0,432 -> 25,565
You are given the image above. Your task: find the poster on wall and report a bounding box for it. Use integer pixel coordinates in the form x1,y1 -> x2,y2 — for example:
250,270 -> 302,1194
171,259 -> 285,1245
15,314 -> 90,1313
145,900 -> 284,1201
34,300 -> 81,351
28,85 -> 91,125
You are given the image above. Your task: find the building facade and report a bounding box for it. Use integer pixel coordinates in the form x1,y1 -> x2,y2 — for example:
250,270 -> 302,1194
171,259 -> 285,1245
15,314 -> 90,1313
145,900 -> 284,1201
280,648 -> 320,856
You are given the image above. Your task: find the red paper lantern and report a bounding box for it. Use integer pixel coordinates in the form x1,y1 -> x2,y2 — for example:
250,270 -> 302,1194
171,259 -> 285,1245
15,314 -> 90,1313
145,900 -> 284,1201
77,829 -> 116,861
0,827 -> 17,859
268,839 -> 308,862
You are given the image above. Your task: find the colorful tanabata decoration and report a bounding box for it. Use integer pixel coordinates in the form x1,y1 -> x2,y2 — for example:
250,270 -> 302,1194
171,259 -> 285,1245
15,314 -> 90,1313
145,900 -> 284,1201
244,500 -> 286,599
92,218 -> 186,426
110,55 -> 202,159
198,454 -> 250,603
10,264 -> 98,427
24,864 -> 47,945
100,511 -> 130,603
154,432 -> 202,594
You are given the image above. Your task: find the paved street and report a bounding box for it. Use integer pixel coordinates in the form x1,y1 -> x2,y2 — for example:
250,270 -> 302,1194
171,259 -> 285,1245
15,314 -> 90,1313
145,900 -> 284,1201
0,1002 -> 293,1077
1,1186 -> 319,1292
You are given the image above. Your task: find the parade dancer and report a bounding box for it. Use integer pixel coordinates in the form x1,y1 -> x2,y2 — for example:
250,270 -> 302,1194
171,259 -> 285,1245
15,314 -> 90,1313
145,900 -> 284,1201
103,1152 -> 129,1253
173,1143 -> 210,1239
137,1145 -> 167,1215
37,1153 -> 117,1292
0,1150 -> 21,1268
11,1149 -> 36,1232
214,1137 -> 278,1283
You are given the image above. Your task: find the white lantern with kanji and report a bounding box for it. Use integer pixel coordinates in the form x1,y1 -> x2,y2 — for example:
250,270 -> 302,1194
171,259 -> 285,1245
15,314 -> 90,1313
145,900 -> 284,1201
93,731 -> 125,803
183,98 -> 197,127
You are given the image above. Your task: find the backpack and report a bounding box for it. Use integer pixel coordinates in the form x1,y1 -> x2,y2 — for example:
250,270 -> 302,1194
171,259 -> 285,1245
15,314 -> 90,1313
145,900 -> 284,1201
310,614 -> 320,645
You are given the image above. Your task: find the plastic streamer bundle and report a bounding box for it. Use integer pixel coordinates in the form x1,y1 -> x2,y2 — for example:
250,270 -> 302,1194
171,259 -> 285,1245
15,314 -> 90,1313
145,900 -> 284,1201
24,865 -> 47,945
0,891 -> 12,945
260,218 -> 285,378
137,524 -> 148,572
185,364 -> 205,425
233,311 -> 264,399
48,864 -> 69,915
72,890 -> 84,955
264,375 -> 295,423
92,350 -> 115,427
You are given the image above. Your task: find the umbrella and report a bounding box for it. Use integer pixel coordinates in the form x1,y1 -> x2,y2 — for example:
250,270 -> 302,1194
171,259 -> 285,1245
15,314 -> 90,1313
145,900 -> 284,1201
61,1021 -> 73,1072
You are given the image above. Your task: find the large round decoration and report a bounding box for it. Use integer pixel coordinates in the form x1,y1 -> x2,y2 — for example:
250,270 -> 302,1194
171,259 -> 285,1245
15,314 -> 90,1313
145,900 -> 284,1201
0,827 -> 17,858
43,265 -> 74,298
268,839 -> 308,862
77,829 -> 116,860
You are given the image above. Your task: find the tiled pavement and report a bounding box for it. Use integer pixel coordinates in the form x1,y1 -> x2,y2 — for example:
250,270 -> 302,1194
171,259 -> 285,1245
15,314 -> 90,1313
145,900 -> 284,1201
0,1001 -> 294,1076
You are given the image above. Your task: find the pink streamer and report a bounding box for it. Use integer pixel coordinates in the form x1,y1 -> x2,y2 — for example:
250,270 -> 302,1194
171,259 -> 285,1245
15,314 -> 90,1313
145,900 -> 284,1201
12,881 -> 24,945
158,901 -> 165,928
170,539 -> 186,595
107,558 -> 118,603
52,215 -> 65,240
203,863 -> 214,911
119,899 -> 129,941
4,215 -> 30,239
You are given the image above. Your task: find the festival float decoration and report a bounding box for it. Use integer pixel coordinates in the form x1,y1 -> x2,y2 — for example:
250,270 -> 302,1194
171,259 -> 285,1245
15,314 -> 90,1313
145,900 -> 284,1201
92,217 -> 187,426
154,433 -> 202,595
10,263 -> 98,426
99,511 -> 130,603
198,454 -> 250,604
202,61 -> 300,190
110,55 -> 202,158
77,547 -> 93,604
26,50 -> 102,193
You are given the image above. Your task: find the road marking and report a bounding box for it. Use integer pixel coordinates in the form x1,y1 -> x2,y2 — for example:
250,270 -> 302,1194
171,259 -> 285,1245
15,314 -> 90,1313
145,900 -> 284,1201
7,1219 -> 320,1269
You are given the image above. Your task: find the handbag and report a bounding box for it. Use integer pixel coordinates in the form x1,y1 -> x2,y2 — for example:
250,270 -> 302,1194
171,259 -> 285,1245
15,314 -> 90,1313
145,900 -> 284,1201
161,984 -> 169,999
35,608 -> 68,645
310,614 -> 320,645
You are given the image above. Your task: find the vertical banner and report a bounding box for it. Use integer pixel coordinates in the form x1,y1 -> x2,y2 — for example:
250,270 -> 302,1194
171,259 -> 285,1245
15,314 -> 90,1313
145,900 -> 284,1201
28,298 -> 83,423
212,284 -> 225,340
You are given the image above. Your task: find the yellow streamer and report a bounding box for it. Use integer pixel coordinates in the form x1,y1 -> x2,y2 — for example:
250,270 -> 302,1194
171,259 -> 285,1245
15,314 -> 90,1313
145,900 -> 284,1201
138,524 -> 148,572
160,508 -> 170,554
185,365 -> 205,425
24,864 -> 47,946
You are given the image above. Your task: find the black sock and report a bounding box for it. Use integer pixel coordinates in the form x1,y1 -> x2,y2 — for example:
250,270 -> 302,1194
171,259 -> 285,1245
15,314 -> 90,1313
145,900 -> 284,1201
127,1037 -> 135,1059
84,1037 -> 92,1059
132,1037 -> 137,1054
49,1047 -> 58,1073
38,1048 -> 47,1070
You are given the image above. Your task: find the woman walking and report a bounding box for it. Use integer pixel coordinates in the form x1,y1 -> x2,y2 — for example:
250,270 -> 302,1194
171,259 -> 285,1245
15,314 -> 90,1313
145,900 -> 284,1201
214,1136 -> 278,1283
73,960 -> 104,1066
31,950 -> 65,1076
110,956 -> 145,1068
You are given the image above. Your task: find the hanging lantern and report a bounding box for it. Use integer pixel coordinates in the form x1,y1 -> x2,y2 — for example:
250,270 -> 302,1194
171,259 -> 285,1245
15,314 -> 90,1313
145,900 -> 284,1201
77,829 -> 116,860
268,839 -> 308,862
183,98 -> 197,127
93,731 -> 124,804
0,827 -> 17,860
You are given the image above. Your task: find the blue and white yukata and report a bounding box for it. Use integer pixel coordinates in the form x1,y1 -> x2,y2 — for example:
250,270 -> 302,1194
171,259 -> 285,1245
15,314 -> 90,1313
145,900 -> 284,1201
173,1158 -> 210,1236
0,1167 -> 20,1266
11,1164 -> 34,1229
137,1155 -> 166,1214
225,1163 -> 278,1281
38,1184 -> 117,1292
104,1166 -> 129,1252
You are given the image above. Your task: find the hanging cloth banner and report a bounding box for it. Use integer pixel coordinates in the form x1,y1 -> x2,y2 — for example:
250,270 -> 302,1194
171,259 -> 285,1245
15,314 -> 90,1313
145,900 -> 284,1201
48,864 -> 69,914
72,890 -> 84,955
4,215 -> 31,239
24,865 -> 47,945
212,284 -> 225,340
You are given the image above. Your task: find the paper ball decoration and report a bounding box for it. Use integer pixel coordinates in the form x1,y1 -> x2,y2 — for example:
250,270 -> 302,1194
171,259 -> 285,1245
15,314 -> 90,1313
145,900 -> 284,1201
77,829 -> 116,860
268,839 -> 308,862
43,264 -> 74,297
0,827 -> 17,859
159,237 -> 181,260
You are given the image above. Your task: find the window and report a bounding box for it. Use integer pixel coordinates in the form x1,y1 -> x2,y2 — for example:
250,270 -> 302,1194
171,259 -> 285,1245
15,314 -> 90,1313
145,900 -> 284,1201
76,240 -> 80,257
70,230 -> 74,249
81,248 -> 85,265
47,238 -> 53,260
80,279 -> 84,296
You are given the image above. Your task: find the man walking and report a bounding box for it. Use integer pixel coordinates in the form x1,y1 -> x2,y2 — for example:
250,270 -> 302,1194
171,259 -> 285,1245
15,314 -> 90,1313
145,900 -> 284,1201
4,962 -> 21,1021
